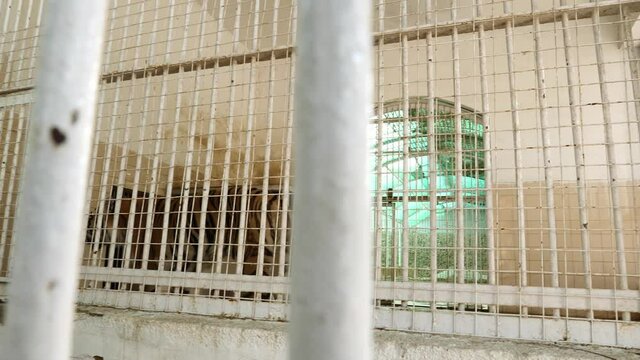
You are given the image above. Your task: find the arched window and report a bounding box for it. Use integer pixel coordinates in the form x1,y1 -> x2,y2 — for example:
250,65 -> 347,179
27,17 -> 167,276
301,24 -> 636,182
370,97 -> 487,283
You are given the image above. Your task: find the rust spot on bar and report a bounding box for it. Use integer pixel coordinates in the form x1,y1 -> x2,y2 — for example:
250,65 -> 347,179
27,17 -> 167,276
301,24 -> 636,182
50,127 -> 66,145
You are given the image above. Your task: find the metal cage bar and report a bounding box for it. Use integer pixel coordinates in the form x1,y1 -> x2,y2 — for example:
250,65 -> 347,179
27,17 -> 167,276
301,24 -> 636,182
531,0 -> 560,318
290,0 -> 373,358
4,1 -> 108,358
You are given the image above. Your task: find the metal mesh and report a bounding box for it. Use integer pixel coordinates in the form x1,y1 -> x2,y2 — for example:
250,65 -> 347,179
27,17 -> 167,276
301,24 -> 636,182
1,0 -> 639,347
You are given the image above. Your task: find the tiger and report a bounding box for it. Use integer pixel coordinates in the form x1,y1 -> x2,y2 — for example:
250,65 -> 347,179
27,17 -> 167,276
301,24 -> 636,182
82,185 -> 292,298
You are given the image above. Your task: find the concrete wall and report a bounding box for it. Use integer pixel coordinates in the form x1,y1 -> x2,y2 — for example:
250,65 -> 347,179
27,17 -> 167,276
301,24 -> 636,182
53,306 -> 640,359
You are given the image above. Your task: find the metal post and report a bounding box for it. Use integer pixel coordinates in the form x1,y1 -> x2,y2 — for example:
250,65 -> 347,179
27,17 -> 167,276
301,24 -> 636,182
290,0 -> 373,359
4,1 -> 108,359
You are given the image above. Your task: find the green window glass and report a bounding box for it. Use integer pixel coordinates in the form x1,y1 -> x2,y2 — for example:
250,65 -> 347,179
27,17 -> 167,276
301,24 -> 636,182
370,98 -> 488,284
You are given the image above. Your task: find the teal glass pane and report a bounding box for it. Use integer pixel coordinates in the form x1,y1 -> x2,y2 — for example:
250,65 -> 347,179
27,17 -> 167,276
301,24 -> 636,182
370,103 -> 488,284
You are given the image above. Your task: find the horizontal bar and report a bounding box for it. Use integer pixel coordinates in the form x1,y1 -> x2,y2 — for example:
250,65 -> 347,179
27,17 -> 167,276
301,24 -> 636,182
77,290 -> 288,320
80,266 -> 640,314
101,46 -> 294,84
377,195 -> 486,205
80,266 -> 289,294
376,281 -> 640,313
0,86 -> 34,97
374,308 -> 640,347
375,0 -> 640,45
0,92 -> 33,108
97,0 -> 640,86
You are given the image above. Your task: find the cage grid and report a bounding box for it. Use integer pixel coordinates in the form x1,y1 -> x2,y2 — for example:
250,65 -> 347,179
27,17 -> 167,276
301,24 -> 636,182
1,0 -> 640,347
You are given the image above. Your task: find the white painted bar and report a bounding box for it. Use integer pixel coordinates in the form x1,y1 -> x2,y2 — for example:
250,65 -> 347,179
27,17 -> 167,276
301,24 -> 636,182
138,0 -> 163,273
214,0 -> 241,277
0,106 -> 18,240
193,0 -> 215,277
12,0 -> 35,86
531,0 -> 560,318
257,0 -> 280,282
147,0 -> 177,273
83,1 -> 121,277
175,0 -> 207,280
0,106 -> 25,273
475,0 -> 496,314
2,0 -> 24,91
622,7 -> 640,144
26,0 -> 45,86
426,0 -> 438,315
157,0 -> 179,275
401,0 -> 410,292
104,0 -> 134,280
122,0 -> 150,271
171,0 -> 196,278
195,0 -> 226,276
290,0 -> 373,359
4,1 -> 108,359
374,0 -> 384,287
277,3 -> 296,281
451,0 -> 465,299
503,0 -> 528,316
236,0 -> 261,278
592,9 -> 630,322
0,0 -> 14,67
560,0 -> 593,320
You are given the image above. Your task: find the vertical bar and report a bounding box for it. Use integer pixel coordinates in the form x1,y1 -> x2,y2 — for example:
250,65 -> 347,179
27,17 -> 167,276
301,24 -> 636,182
0,0 -> 14,67
290,0 -> 373,358
560,0 -> 593,320
592,9 -> 630,321
0,108 -> 17,263
196,0 -> 226,275
152,0 -> 178,276
170,0 -> 196,276
401,0 -> 410,291
426,0 -> 438,314
139,0 -> 162,273
175,0 -> 205,278
211,0 -> 230,281
451,0 -> 465,301
215,0 -> 242,277
622,8 -> 640,294
622,7 -> 640,151
122,0 -> 151,271
531,0 -> 560,318
84,1 -> 120,276
193,0 -> 216,276
2,0 -> 24,90
503,0 -> 528,317
5,1 -> 107,359
475,0 -> 496,313
0,107 -> 25,274
104,0 -> 134,278
0,0 -> 24,198
257,0 -> 280,281
158,0 -> 192,283
12,0 -> 35,86
375,0 -> 385,287
26,0 -> 45,87
374,0 -> 384,305
236,0 -> 262,279
621,10 -> 640,306
277,2 -> 296,281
